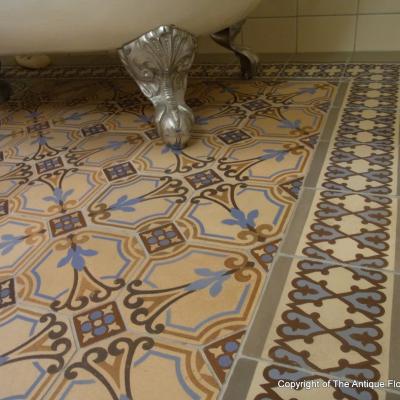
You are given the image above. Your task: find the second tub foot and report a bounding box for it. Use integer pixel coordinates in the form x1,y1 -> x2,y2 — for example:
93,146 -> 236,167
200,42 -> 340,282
211,20 -> 259,79
119,25 -> 197,149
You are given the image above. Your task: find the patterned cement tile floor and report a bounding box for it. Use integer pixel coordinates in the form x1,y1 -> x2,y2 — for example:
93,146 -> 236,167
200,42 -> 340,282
0,62 -> 399,399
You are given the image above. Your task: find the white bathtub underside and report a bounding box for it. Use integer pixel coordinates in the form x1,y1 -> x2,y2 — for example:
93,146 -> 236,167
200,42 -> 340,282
0,0 -> 260,55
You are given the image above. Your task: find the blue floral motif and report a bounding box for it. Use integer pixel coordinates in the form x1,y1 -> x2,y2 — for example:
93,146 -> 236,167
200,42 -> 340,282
109,195 -> 142,212
64,111 -> 89,121
185,268 -> 231,297
57,245 -> 98,271
31,135 -> 52,146
298,87 -> 317,95
136,115 -> 152,124
161,145 -> 182,155
194,116 -> 209,125
260,149 -> 289,162
43,188 -> 74,205
222,86 -> 236,93
105,140 -> 126,151
222,208 -> 259,229
27,111 -> 43,119
278,119 -> 301,130
0,355 -> 9,365
0,234 -> 24,255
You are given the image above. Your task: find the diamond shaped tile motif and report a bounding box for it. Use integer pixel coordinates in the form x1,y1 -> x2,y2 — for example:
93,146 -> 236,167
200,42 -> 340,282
73,302 -> 126,347
27,121 -> 50,133
204,330 -> 245,383
35,156 -> 64,174
0,278 -> 16,309
81,123 -> 107,137
49,211 -> 87,237
139,223 -> 185,254
185,169 -> 223,190
0,200 -> 9,217
103,162 -> 137,181
217,129 -> 252,144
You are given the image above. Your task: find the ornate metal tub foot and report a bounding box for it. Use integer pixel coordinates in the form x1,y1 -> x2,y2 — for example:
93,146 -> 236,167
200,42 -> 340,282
0,62 -> 11,104
211,20 -> 259,79
119,25 -> 197,149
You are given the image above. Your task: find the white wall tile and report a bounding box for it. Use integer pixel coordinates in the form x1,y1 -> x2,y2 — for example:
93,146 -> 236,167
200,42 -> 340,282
298,16 -> 356,52
359,0 -> 400,14
197,2 -> 400,54
243,18 -> 296,53
356,14 -> 400,51
250,0 -> 297,18
298,0 -> 358,16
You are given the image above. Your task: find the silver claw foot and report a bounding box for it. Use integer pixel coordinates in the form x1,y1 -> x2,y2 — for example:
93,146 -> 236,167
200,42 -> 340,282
211,20 -> 259,79
119,25 -> 197,149
0,63 -> 11,104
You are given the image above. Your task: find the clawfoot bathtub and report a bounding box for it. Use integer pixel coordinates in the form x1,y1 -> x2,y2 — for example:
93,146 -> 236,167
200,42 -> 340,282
0,0 -> 260,148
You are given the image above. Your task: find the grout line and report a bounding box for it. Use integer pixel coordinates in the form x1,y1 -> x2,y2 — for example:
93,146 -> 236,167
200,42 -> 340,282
247,11 -> 400,19
295,0 -> 299,54
353,0 -> 361,53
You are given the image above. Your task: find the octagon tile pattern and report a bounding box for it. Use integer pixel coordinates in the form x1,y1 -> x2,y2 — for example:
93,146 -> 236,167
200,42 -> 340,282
0,62 -> 399,400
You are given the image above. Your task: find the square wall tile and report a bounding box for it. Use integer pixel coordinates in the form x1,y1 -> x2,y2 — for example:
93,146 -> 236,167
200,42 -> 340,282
249,0 -> 297,17
243,18 -> 296,53
298,16 -> 356,52
359,0 -> 400,14
356,14 -> 400,51
299,0 -> 358,16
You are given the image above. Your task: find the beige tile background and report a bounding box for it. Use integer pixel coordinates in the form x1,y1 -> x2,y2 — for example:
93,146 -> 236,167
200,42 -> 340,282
198,0 -> 400,54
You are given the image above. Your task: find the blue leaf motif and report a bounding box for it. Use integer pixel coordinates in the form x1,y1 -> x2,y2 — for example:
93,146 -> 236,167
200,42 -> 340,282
110,195 -> 142,212
161,146 -> 181,155
65,112 -> 86,121
106,140 -> 125,150
71,252 -> 85,271
0,234 -> 23,255
57,246 -> 98,271
222,208 -> 259,229
299,87 -> 317,94
221,218 -> 238,226
278,119 -> 301,130
195,116 -> 209,125
136,115 -> 152,124
260,149 -> 288,162
0,355 -> 9,365
43,188 -> 74,204
210,279 -> 224,297
62,189 -> 74,201
247,209 -> 259,227
185,270 -> 230,297
57,248 -> 74,268
31,136 -> 51,146
194,268 -> 216,276
186,277 -> 214,292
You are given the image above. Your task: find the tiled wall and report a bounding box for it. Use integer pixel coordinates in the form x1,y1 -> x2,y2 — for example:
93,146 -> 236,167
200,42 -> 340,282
198,0 -> 400,53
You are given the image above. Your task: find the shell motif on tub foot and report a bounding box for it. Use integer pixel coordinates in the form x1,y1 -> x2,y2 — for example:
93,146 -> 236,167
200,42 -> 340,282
119,25 -> 197,149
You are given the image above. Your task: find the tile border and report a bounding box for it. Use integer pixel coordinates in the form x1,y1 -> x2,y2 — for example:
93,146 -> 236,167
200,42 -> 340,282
221,358 -> 258,400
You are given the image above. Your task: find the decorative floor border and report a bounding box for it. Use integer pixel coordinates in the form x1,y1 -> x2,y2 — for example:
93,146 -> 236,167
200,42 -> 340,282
221,65 -> 400,399
1,63 -> 399,80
